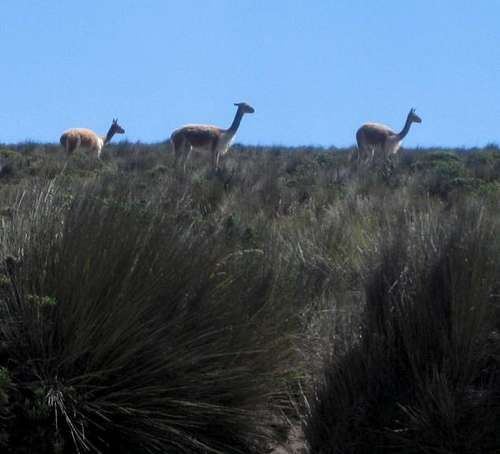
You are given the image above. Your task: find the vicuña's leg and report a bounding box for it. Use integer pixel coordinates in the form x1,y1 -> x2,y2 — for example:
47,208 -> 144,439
352,146 -> 360,163
173,137 -> 184,166
355,135 -> 364,163
173,143 -> 180,165
382,142 -> 394,163
182,144 -> 192,172
211,141 -> 221,171
366,145 -> 376,164
173,138 -> 190,171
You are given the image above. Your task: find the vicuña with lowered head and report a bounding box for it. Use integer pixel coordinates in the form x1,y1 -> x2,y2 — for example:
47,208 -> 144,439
355,108 -> 422,163
170,102 -> 255,170
60,118 -> 125,159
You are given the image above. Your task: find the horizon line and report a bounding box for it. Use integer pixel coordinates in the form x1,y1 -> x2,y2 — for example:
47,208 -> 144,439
1,140 -> 499,150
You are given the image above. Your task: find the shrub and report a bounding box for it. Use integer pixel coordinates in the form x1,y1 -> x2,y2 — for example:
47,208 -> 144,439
304,201 -> 500,454
0,181 -> 299,453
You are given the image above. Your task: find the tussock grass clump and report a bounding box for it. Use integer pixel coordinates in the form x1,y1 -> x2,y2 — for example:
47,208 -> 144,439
0,143 -> 500,452
0,181 -> 299,453
304,201 -> 500,454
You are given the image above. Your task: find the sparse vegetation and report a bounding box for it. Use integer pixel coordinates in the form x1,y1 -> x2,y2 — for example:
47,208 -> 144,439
0,142 -> 499,453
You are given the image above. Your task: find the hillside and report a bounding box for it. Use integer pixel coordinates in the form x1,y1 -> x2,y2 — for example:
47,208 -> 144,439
0,143 -> 500,453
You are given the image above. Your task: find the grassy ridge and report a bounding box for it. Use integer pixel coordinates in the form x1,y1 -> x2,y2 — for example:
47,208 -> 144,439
0,143 -> 499,453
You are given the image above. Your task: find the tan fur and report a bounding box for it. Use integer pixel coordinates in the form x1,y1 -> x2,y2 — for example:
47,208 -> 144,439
170,103 -> 254,171
60,119 -> 124,159
355,123 -> 400,162
60,128 -> 102,153
355,109 -> 422,163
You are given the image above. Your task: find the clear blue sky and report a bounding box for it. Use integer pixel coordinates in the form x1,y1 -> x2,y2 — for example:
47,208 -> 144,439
0,1 -> 498,147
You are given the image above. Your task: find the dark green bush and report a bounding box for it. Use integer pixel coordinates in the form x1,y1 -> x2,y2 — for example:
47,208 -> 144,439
304,202 -> 500,454
0,143 -> 499,453
0,181 -> 300,453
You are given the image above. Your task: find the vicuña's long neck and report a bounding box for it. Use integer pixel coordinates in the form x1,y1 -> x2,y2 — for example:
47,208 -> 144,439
397,115 -> 413,140
104,126 -> 116,144
226,108 -> 244,137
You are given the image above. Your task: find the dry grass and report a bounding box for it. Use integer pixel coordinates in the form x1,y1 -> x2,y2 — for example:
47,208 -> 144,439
0,142 -> 499,452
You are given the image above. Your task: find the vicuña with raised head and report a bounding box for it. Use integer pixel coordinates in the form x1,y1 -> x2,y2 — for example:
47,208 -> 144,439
60,118 -> 125,159
170,102 -> 255,170
355,108 -> 422,163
